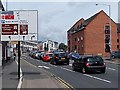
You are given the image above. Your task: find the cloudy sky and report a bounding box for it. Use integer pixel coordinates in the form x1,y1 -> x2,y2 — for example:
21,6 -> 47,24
2,0 -> 119,44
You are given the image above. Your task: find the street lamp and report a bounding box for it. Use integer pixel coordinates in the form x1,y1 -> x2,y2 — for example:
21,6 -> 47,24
96,3 -> 112,55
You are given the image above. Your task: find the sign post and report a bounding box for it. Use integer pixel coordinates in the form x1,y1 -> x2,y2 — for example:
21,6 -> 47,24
18,41 -> 20,79
1,10 -> 38,79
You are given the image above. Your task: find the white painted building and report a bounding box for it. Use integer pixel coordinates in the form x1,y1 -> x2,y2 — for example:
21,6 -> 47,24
21,41 -> 38,52
42,40 -> 58,52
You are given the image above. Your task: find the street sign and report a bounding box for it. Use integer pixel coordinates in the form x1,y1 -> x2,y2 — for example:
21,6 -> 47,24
20,25 -> 28,35
1,10 -> 38,41
2,24 -> 18,35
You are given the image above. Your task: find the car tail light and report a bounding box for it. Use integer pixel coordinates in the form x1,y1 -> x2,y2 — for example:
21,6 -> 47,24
86,63 -> 90,67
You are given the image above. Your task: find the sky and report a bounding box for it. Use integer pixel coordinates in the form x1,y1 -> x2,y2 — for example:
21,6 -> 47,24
1,0 -> 119,44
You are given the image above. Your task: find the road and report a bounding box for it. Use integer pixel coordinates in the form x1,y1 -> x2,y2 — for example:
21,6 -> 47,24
21,53 -> 119,89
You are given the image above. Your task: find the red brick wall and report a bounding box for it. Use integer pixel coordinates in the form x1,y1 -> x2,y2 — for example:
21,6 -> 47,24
67,18 -> 84,53
68,11 -> 118,57
84,11 -> 118,56
118,33 -> 120,50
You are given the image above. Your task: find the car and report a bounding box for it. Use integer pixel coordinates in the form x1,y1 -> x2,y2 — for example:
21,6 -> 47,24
42,53 -> 53,62
110,51 -> 120,59
72,55 -> 106,74
35,52 -> 42,60
50,52 -> 69,65
69,52 -> 81,60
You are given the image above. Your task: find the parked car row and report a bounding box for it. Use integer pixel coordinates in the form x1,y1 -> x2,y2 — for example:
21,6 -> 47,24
29,50 -> 70,65
29,50 -> 107,74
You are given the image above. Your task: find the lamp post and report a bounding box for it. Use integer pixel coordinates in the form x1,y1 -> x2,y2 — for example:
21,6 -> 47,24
96,3 -> 112,55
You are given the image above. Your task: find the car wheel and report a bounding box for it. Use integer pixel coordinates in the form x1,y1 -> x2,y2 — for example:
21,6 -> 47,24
82,67 -> 87,74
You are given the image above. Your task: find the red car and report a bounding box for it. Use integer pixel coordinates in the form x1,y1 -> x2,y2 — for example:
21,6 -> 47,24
43,53 -> 53,62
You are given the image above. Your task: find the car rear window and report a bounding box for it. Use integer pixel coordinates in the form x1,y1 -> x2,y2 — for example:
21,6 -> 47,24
49,54 -> 53,57
60,53 -> 67,57
87,56 -> 103,62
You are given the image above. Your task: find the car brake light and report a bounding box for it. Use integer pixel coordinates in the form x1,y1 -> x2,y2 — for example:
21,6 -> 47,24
86,63 -> 90,67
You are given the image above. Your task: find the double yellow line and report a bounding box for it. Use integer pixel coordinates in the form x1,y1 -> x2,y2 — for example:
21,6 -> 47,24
22,57 -> 75,90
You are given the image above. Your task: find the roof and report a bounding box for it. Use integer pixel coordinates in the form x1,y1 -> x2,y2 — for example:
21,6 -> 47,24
82,11 -> 101,26
68,10 -> 117,34
68,18 -> 84,32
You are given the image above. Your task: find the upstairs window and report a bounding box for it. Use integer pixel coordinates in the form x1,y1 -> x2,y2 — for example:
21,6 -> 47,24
105,25 -> 110,34
105,30 -> 110,34
117,39 -> 119,43
75,38 -> 77,41
105,26 -> 110,30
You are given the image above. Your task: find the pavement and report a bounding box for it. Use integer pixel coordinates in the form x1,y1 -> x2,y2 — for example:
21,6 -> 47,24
1,55 -> 120,89
2,56 -> 66,89
104,58 -> 120,65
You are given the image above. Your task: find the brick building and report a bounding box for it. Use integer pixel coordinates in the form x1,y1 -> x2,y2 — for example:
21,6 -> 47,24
67,10 -> 119,57
118,23 -> 120,51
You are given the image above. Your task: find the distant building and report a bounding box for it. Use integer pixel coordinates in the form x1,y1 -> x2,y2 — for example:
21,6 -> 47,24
67,10 -> 118,57
38,40 -> 58,52
20,41 -> 38,52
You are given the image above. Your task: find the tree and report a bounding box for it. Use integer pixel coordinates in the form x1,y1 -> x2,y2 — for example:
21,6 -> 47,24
58,43 -> 67,51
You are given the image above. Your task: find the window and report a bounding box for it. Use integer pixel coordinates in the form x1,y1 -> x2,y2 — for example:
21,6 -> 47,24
105,30 -> 110,34
81,37 -> 83,40
105,39 -> 109,43
105,35 -> 110,39
105,44 -> 110,52
74,45 -> 77,50
117,39 -> 119,43
75,38 -> 77,41
105,26 -> 110,30
117,45 -> 119,49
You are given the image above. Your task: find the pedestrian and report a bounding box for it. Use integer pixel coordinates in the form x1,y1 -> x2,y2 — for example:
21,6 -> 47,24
13,52 -> 16,61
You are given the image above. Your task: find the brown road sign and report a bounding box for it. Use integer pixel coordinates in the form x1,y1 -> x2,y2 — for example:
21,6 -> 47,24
2,24 -> 18,35
20,25 -> 28,35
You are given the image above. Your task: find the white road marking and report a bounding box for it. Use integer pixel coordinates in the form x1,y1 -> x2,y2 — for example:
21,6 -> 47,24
49,64 -> 58,67
60,67 -> 111,84
43,66 -> 50,69
83,74 -> 111,83
15,60 -> 23,89
38,65 -> 50,69
107,67 -> 116,71
61,67 -> 75,72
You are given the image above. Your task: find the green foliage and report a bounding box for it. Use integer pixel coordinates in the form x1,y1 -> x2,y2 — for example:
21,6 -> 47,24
58,43 -> 68,51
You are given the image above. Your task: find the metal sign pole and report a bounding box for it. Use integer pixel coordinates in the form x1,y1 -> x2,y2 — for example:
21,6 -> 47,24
18,41 -> 20,79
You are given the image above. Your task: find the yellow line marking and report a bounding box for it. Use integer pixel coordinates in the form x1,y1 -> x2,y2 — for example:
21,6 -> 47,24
54,77 -> 70,88
57,77 -> 75,90
22,57 -> 75,89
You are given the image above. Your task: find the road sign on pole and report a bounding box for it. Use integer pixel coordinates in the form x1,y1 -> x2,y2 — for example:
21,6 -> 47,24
0,10 -> 38,79
1,10 -> 38,41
